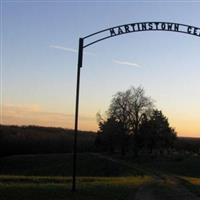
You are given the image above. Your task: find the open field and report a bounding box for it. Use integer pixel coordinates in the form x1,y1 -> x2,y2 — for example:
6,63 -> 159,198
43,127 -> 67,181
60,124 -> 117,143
0,153 -> 149,200
0,176 -> 200,200
129,154 -> 200,177
0,176 -> 151,200
179,177 -> 200,197
0,153 -> 200,200
0,153 -> 143,177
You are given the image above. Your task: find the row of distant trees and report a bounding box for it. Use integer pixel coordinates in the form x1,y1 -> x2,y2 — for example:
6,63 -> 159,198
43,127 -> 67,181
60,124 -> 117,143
95,86 -> 177,156
0,125 -> 96,156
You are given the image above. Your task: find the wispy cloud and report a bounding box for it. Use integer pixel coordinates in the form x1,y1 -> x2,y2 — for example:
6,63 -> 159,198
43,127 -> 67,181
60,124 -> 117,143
113,59 -> 141,68
49,45 -> 95,56
1,104 -> 97,131
49,45 -> 77,53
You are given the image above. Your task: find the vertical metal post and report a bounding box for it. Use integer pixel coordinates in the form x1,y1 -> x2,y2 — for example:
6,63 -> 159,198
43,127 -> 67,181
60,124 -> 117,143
72,38 -> 83,192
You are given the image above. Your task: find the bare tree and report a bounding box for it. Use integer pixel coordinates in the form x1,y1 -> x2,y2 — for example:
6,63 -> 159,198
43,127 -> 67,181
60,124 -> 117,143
108,86 -> 154,136
107,86 -> 154,156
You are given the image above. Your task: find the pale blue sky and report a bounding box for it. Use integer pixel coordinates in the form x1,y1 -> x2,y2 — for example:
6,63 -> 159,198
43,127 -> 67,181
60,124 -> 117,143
1,1 -> 200,136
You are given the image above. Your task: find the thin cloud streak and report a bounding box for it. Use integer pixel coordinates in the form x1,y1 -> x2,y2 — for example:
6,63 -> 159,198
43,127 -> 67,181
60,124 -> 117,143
1,104 -> 98,131
113,59 -> 141,68
49,45 -> 95,55
49,45 -> 77,53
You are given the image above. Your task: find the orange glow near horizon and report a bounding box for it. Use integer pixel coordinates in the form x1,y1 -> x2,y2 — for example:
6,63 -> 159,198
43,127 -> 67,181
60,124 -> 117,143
1,104 -> 98,132
171,119 -> 200,138
2,104 -> 200,137
3,119 -> 200,137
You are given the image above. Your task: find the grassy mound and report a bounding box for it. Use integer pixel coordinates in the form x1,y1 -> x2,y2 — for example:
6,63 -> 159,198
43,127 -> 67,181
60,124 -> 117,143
0,153 -> 143,177
139,155 -> 200,177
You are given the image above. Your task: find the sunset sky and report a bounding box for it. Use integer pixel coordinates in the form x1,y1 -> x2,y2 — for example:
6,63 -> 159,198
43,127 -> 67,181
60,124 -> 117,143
1,1 -> 200,137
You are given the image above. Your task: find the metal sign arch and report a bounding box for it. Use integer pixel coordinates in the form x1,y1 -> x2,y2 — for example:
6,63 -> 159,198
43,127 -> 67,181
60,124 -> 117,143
83,21 -> 200,48
72,21 -> 200,192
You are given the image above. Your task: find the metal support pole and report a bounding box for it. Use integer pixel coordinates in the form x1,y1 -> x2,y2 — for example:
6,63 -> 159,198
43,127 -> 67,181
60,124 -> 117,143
72,38 -> 83,192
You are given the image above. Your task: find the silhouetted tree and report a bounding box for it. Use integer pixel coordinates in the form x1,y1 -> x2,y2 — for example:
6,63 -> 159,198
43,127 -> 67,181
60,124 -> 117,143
139,110 -> 177,154
108,86 -> 154,156
96,115 -> 129,156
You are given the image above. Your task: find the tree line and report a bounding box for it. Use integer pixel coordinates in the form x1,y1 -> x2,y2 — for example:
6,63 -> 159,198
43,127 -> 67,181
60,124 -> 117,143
0,125 -> 96,156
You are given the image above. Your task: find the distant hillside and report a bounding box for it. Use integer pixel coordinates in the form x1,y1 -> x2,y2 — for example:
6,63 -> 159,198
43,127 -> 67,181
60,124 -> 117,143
0,125 -> 97,156
0,125 -> 199,156
175,136 -> 200,153
178,137 -> 200,142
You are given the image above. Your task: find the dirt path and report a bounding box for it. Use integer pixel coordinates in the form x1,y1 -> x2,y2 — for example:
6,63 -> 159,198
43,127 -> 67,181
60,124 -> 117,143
133,176 -> 200,200
90,153 -> 146,175
133,181 -> 157,200
91,153 -> 200,200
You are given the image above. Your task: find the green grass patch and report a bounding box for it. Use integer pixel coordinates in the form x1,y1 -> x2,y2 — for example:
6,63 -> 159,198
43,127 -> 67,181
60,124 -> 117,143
0,176 -> 152,200
182,177 -> 200,185
179,176 -> 200,197
0,175 -> 152,185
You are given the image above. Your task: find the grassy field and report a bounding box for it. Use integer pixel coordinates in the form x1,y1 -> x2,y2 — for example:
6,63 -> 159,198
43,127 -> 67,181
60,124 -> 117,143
127,154 -> 200,177
1,176 -> 199,200
0,153 -> 200,200
0,153 -> 150,200
179,177 -> 200,197
0,177 -> 151,200
0,153 -> 143,177
0,153 -> 148,200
